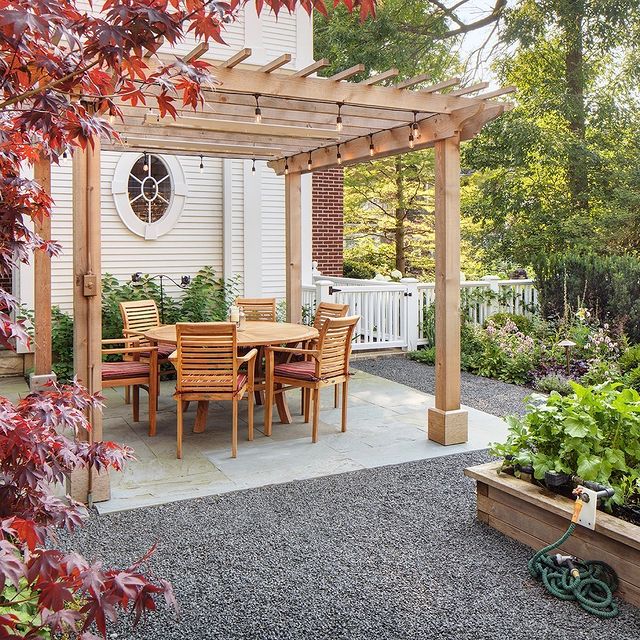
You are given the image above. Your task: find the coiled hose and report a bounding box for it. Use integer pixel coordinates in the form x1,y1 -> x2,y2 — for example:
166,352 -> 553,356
527,522 -> 619,618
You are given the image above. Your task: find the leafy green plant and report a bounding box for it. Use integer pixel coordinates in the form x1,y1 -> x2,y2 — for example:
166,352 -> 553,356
179,267 -> 240,322
491,382 -> 640,507
534,373 -> 573,396
485,312 -> 535,336
619,344 -> 640,373
622,366 -> 640,392
421,304 -> 435,348
408,346 -> 435,364
51,306 -> 74,382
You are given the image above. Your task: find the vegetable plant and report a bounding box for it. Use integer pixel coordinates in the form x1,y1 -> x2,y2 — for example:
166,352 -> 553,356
491,381 -> 640,507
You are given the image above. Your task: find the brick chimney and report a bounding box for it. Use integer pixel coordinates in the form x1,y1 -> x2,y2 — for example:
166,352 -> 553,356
311,168 -> 344,276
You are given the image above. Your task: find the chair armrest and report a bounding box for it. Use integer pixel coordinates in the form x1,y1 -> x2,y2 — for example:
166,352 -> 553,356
264,346 -> 319,357
101,346 -> 157,356
102,337 -> 140,347
122,329 -> 146,338
237,348 -> 258,364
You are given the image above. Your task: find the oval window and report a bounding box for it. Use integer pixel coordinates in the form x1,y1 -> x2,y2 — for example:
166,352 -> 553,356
128,154 -> 173,223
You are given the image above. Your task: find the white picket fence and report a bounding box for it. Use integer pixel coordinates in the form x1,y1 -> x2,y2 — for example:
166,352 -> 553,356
303,275 -> 538,352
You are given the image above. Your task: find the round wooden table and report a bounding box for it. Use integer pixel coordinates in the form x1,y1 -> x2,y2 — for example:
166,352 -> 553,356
144,321 -> 319,432
144,320 -> 318,348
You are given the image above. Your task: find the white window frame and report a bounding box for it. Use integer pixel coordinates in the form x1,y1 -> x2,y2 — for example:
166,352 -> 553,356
112,153 -> 188,240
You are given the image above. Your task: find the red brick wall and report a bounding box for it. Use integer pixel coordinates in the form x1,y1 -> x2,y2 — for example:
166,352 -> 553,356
312,168 -> 344,276
0,273 -> 11,295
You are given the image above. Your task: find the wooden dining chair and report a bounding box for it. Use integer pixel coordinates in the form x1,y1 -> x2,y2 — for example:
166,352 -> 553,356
264,315 -> 360,443
235,297 -> 277,321
300,302 -> 350,413
119,300 -> 175,404
101,338 -> 158,436
172,322 -> 257,459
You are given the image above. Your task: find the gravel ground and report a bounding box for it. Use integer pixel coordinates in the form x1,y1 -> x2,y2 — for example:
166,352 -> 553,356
64,450 -> 640,640
354,355 -> 532,417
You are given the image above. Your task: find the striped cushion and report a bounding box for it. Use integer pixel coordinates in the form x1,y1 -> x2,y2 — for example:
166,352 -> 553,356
274,361 -> 317,381
235,373 -> 248,391
102,361 -> 149,380
140,343 -> 175,359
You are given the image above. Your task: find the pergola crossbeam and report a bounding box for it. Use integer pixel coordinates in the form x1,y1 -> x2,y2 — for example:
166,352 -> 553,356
420,78 -> 461,94
394,73 -> 431,90
449,82 -> 489,97
473,86 -> 517,101
360,68 -> 399,86
259,53 -> 292,73
292,58 -> 330,78
218,47 -> 252,68
327,64 -> 365,82
182,42 -> 209,63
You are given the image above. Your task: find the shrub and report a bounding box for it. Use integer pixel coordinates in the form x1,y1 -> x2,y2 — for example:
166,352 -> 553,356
622,366 -> 640,391
534,373 -> 573,396
408,346 -> 435,364
180,267 -> 240,322
534,252 -> 640,341
0,381 -> 175,638
484,312 -> 535,336
490,382 -> 640,507
51,307 -> 74,382
619,344 -> 640,373
343,259 -> 376,280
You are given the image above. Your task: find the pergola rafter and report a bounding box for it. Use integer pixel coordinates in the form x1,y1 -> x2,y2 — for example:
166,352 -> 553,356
41,49 -> 515,503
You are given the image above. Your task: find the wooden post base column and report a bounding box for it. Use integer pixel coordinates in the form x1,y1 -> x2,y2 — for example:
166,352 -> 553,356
428,407 -> 468,446
66,467 -> 111,504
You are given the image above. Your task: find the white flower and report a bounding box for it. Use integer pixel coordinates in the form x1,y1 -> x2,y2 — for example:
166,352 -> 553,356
390,269 -> 403,280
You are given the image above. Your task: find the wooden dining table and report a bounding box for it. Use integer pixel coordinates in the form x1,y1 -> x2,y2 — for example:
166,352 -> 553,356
144,320 -> 319,433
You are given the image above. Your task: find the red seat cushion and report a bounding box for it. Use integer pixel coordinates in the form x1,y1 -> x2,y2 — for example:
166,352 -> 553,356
235,372 -> 248,391
140,343 -> 175,359
274,361 -> 317,381
102,361 -> 149,381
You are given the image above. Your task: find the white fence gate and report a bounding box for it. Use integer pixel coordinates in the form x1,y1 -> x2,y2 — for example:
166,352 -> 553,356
303,275 -> 538,352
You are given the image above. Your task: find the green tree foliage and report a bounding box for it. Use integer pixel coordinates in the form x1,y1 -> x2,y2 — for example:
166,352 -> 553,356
314,0 -> 456,278
463,0 -> 640,267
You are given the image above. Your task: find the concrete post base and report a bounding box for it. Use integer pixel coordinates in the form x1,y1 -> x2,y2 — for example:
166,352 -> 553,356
29,372 -> 57,392
428,407 -> 468,445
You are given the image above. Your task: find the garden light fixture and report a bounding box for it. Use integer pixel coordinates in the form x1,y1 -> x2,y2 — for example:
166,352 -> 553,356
557,338 -> 577,375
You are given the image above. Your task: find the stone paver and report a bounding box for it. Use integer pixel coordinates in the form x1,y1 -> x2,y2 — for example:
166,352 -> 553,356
0,369 -> 509,513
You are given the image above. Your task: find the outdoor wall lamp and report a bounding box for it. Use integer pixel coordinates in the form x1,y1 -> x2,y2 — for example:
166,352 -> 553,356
130,272 -> 191,323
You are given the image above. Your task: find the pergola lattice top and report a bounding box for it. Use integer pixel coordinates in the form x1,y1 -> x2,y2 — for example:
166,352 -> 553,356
110,44 -> 514,174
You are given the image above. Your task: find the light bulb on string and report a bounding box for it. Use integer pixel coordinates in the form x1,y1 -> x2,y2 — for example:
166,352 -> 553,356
409,130 -> 415,149
251,158 -> 256,174
412,111 -> 421,139
336,102 -> 343,132
284,158 -> 289,175
336,144 -> 342,165
369,134 -> 375,157
254,94 -> 262,124
307,152 -> 312,172
143,152 -> 149,172
199,155 -> 204,174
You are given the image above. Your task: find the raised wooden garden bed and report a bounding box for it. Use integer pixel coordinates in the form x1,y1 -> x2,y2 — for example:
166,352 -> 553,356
465,462 -> 640,608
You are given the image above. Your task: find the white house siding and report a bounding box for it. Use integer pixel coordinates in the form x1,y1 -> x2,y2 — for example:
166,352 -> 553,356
49,152 -> 224,312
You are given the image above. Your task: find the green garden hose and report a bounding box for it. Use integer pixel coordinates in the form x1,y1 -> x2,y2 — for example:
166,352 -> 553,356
528,522 -> 619,618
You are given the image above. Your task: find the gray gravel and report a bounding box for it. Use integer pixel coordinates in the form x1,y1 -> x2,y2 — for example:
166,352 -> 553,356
64,451 -> 639,639
354,355 -> 531,416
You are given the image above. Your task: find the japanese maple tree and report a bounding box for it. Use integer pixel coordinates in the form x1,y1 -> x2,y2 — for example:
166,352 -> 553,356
0,0 -> 375,637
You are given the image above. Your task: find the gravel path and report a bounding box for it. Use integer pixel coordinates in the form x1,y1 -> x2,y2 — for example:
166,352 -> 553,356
354,355 -> 531,416
64,451 -> 639,639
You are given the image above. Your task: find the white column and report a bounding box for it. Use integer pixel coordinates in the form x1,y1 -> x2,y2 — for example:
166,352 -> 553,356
295,8 -> 314,68
222,159 -> 234,282
243,3 -> 266,64
243,159 -> 262,296
301,173 -> 313,285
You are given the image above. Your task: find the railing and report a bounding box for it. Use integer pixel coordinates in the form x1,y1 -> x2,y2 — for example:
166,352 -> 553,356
304,274 -> 538,352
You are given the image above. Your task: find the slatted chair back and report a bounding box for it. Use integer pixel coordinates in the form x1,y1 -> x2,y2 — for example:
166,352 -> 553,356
315,316 -> 359,380
175,323 -> 238,395
119,300 -> 161,346
313,302 -> 349,331
235,297 -> 277,322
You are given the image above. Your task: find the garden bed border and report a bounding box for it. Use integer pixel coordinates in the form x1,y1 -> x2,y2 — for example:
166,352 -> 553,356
465,462 -> 640,608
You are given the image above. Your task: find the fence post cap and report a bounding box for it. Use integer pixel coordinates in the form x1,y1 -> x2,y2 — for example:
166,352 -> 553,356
400,277 -> 419,283
481,275 -> 500,281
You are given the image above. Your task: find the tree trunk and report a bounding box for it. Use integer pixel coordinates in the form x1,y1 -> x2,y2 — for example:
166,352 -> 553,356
562,1 -> 588,213
394,156 -> 406,273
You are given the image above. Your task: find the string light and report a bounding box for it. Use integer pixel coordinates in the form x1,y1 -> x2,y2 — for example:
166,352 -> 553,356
142,152 -> 149,172
254,94 -> 262,124
199,155 -> 204,173
336,144 -> 342,165
251,158 -> 256,174
307,152 -> 312,172
284,158 -> 289,175
336,102 -> 343,132
409,129 -> 415,149
412,111 -> 421,139
369,134 -> 375,157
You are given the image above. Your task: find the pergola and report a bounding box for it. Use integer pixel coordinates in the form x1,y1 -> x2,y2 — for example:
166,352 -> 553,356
32,44 -> 513,501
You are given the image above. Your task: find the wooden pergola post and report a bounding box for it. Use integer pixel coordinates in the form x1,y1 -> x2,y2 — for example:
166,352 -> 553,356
428,134 -> 468,445
69,138 -> 110,503
32,158 -> 53,381
285,171 -> 302,324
